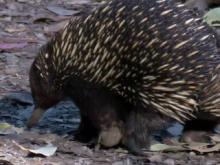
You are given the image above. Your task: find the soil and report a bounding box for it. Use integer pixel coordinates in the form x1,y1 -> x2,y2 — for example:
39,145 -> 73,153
0,0 -> 220,164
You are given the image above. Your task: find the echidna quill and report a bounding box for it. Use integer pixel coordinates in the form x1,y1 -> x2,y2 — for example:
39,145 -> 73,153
27,0 -> 220,155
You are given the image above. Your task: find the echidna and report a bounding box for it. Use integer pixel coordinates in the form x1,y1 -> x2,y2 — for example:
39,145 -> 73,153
28,0 -> 220,155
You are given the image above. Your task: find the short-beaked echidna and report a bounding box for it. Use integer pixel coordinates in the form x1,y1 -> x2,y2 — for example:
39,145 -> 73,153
27,0 -> 220,155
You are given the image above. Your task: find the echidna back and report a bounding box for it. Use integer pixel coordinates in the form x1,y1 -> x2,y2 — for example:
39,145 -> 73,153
34,0 -> 220,122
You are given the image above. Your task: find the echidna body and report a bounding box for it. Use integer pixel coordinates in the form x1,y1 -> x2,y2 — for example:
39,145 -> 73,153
29,63 -> 131,147
28,0 -> 220,154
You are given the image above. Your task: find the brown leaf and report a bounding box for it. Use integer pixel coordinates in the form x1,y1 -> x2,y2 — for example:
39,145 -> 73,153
0,160 -> 14,165
210,134 -> 220,143
187,142 -> 220,153
0,42 -> 27,50
43,20 -> 69,34
33,15 -> 69,24
46,6 -> 79,16
5,24 -> 27,33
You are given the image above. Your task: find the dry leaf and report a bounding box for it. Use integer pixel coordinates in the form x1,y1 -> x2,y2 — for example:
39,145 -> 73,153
150,143 -> 187,152
47,6 -> 79,16
187,142 -> 220,153
0,43 -> 27,50
12,140 -> 57,157
0,123 -> 24,135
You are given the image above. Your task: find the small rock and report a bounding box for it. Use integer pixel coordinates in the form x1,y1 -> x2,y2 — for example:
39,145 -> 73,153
190,151 -> 196,156
149,154 -> 162,163
112,161 -> 123,165
206,160 -> 218,165
123,158 -> 133,165
164,159 -> 175,165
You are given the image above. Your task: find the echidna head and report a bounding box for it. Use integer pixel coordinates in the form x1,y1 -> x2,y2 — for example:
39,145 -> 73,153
27,61 -> 65,128
30,61 -> 65,108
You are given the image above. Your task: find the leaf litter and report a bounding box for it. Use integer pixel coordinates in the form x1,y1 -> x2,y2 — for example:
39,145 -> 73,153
0,0 -> 220,164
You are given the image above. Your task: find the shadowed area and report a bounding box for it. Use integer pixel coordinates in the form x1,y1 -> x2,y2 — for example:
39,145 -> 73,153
0,92 -> 80,134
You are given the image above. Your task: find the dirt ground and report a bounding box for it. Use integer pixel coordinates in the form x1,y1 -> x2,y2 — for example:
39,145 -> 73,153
1,0 -> 220,164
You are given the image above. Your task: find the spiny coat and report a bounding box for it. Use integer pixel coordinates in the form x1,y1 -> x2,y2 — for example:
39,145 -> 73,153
28,0 -> 220,155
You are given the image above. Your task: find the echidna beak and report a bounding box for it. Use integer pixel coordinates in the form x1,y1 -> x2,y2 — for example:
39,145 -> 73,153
26,107 -> 46,129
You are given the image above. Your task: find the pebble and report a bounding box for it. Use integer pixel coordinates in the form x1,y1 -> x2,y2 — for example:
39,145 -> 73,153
164,159 -> 175,165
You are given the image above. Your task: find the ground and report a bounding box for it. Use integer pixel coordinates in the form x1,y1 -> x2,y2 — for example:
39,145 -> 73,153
0,0 -> 220,164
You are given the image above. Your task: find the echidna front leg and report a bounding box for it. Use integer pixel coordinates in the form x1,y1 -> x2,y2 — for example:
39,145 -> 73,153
125,136 -> 148,156
122,110 -> 149,156
74,115 -> 98,143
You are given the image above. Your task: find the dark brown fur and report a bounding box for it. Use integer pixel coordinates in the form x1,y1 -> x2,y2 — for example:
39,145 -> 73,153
65,79 -> 129,147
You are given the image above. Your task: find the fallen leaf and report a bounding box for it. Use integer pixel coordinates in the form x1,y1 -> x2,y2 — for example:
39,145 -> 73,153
0,10 -> 33,17
187,142 -> 220,153
204,7 -> 220,27
44,20 -> 69,34
0,160 -> 14,165
47,6 -> 79,16
33,15 -> 69,24
0,123 -> 12,129
65,0 -> 91,5
12,140 -> 57,157
5,24 -> 27,33
29,143 -> 57,157
150,143 -> 187,152
6,92 -> 33,105
0,43 -> 27,50
0,123 -> 23,135
210,134 -> 220,143
0,37 -> 37,44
